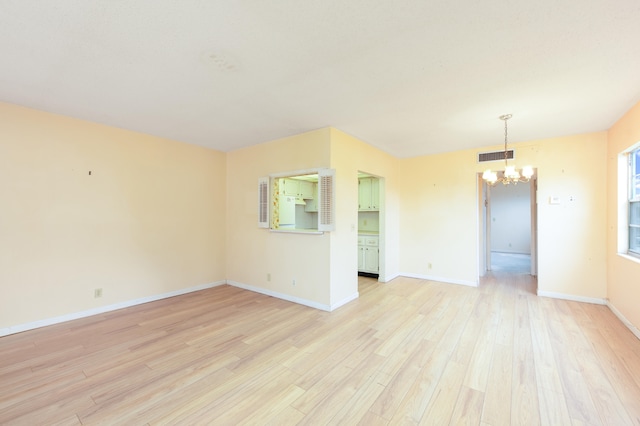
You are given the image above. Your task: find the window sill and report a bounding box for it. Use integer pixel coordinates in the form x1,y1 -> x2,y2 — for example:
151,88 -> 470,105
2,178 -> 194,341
617,252 -> 640,265
270,229 -> 323,235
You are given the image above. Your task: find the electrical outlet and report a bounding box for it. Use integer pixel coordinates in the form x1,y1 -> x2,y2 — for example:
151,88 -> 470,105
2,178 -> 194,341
267,273 -> 271,282
292,279 -> 296,286
428,263 -> 432,270
94,288 -> 103,298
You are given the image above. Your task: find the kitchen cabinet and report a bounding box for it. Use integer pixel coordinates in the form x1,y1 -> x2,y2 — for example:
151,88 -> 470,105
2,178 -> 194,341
281,179 -> 298,196
304,183 -> 318,212
281,178 -> 314,198
358,235 -> 379,274
359,177 -> 379,211
298,180 -> 314,198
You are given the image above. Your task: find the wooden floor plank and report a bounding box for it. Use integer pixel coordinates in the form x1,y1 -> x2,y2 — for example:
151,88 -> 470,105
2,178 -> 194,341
449,386 -> 484,425
511,290 -> 541,426
329,375 -> 386,425
418,359 -> 467,425
528,297 -> 572,425
541,298 -> 603,425
581,326 -> 640,424
480,342 -> 513,426
0,275 -> 639,424
369,340 -> 435,420
387,346 -> 451,425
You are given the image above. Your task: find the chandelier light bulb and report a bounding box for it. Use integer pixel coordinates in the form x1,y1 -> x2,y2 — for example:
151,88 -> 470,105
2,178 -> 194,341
504,165 -> 519,179
483,169 -> 498,184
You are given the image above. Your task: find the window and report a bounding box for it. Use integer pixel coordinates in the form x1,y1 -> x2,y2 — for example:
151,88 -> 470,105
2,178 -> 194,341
258,169 -> 335,232
630,147 -> 640,255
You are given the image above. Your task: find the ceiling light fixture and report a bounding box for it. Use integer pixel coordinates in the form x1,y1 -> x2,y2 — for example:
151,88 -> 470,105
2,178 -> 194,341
482,114 -> 533,185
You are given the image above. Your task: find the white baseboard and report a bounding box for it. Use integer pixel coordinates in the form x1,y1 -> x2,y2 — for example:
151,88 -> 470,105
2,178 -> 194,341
400,272 -> 478,288
537,290 -> 607,305
226,280 -> 333,311
607,301 -> 640,341
492,250 -> 531,255
330,292 -> 359,311
0,280 -> 227,337
379,273 -> 400,283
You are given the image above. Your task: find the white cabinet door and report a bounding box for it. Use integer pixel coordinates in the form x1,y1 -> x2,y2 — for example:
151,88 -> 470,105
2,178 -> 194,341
299,180 -> 314,198
358,246 -> 365,270
304,183 -> 318,212
281,178 -> 298,196
371,178 -> 379,210
358,235 -> 379,273
359,178 -> 372,211
282,178 -> 314,198
358,177 -> 379,211
364,247 -> 379,272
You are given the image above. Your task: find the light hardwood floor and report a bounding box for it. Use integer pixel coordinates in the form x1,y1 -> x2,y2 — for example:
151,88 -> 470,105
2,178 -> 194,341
1,273 -> 640,425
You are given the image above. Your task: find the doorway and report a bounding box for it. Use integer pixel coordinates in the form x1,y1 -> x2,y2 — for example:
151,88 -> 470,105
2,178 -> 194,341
357,171 -> 384,281
478,174 -> 538,277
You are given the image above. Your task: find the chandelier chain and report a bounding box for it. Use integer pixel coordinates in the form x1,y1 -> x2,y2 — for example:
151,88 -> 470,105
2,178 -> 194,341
504,116 -> 508,163
498,113 -> 512,165
482,113 -> 533,186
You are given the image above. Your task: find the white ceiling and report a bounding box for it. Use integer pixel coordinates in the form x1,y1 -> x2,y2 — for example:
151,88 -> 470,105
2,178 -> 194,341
2,1 -> 640,158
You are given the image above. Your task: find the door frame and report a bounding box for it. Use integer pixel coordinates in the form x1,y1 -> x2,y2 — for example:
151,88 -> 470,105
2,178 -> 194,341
477,172 -> 538,277
357,171 -> 385,282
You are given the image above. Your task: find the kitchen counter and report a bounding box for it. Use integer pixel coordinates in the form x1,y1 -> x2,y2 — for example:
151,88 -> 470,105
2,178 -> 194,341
271,228 -> 323,235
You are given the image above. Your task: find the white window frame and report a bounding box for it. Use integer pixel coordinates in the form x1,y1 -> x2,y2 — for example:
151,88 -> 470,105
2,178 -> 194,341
618,143 -> 640,260
258,168 -> 335,233
629,146 -> 640,256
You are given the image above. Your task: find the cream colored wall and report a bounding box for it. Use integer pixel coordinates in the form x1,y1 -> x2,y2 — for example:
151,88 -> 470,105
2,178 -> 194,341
399,132 -> 608,299
328,129 -> 400,305
225,127 -> 398,309
531,133 -> 607,299
225,129 -> 332,306
399,150 -> 480,285
0,96 -> 618,331
607,100 -> 640,331
0,102 -> 227,329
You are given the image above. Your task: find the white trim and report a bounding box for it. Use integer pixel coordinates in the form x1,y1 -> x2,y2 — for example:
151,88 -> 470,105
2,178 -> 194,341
537,290 -> 607,305
258,176 -> 269,228
330,292 -> 359,311
379,272 -> 400,283
400,273 -> 478,287
617,252 -> 640,265
269,229 -> 323,235
0,281 -> 227,337
226,280 -> 332,311
607,301 -> 640,341
318,168 -> 336,232
269,168 -> 324,179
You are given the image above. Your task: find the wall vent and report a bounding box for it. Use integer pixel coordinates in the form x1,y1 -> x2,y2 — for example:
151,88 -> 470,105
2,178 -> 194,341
478,150 -> 514,163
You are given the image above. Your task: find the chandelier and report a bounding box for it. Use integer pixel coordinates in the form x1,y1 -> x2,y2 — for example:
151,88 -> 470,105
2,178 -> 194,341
482,114 -> 533,185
